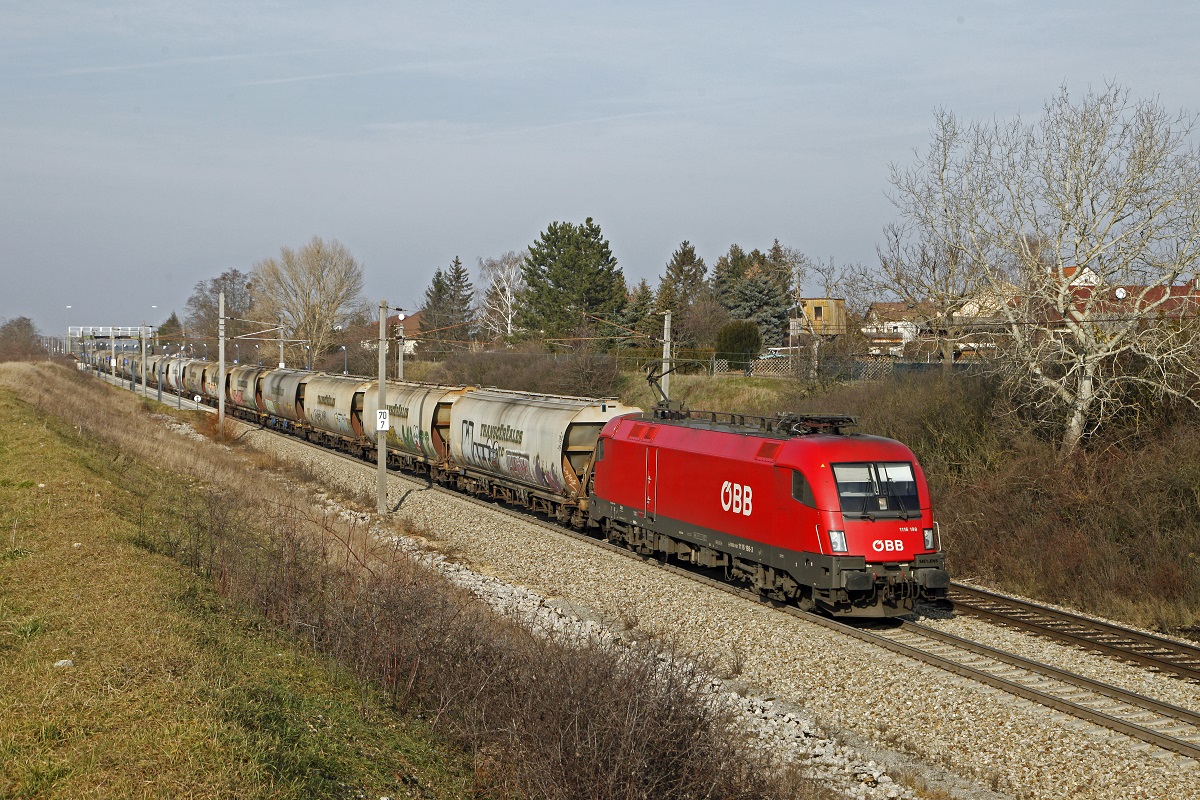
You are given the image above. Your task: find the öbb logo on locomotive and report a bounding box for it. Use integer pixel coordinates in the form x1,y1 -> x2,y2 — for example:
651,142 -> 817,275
98,351 -> 948,618
719,480 -> 753,516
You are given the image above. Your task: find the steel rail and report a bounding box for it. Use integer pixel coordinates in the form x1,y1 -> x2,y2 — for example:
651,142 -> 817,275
949,583 -> 1200,683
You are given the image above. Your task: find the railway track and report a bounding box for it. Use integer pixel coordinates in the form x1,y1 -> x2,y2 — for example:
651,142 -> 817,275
949,583 -> 1200,683
869,621 -> 1200,760
115,376 -> 1200,762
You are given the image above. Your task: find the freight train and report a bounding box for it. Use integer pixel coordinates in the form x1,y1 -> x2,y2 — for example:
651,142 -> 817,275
91,353 -> 948,617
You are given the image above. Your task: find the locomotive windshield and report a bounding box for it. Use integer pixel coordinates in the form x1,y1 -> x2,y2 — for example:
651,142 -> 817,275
832,462 -> 920,519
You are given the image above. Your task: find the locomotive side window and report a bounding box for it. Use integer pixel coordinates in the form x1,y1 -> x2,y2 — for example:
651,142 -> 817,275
791,470 -> 816,507
595,438 -> 605,461
832,462 -> 920,518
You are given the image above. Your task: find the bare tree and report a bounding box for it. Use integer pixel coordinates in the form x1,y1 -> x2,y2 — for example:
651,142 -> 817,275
892,83 -> 1200,455
184,268 -> 254,361
0,317 -> 47,361
875,108 -> 1003,372
252,237 -> 369,367
477,250 -> 526,342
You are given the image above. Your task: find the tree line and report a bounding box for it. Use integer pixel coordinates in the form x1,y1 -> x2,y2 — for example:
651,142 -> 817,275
176,222 -> 846,370
166,81 -> 1200,456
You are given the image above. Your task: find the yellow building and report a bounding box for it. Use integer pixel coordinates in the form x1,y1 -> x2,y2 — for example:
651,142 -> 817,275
792,298 -> 848,337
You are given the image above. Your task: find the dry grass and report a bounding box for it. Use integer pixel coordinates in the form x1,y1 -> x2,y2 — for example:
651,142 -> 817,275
0,363 -> 828,799
0,364 -> 474,799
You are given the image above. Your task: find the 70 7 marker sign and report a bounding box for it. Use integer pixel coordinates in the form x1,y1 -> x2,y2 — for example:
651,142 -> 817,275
376,409 -> 390,432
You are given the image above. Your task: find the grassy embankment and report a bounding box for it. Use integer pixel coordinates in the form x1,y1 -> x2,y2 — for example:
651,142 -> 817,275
0,365 -> 474,798
2,362 -> 822,800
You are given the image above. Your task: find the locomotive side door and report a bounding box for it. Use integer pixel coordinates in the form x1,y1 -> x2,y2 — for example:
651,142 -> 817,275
645,447 -> 658,520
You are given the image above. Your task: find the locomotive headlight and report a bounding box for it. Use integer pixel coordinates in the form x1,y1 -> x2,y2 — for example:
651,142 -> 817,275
923,528 -> 936,550
828,530 -> 847,553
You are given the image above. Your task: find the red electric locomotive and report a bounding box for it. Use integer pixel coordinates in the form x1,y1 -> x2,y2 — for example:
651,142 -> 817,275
589,410 -> 948,617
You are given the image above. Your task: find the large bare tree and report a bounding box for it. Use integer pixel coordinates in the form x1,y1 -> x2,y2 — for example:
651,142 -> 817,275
252,237 -> 369,367
892,83 -> 1200,455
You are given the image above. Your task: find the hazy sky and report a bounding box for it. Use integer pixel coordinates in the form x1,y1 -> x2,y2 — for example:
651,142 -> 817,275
4,1 -> 1198,336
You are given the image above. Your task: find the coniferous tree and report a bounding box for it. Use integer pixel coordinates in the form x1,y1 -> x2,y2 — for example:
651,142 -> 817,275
419,258 -> 477,353
621,279 -> 658,345
519,218 -> 626,342
656,241 -> 707,316
157,312 -> 183,345
715,320 -> 763,371
444,256 -> 476,344
418,268 -> 451,355
727,267 -> 790,347
710,244 -> 762,312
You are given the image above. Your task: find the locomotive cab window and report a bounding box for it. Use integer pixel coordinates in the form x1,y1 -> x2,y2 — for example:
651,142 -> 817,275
595,438 -> 605,461
791,470 -> 816,508
832,462 -> 919,518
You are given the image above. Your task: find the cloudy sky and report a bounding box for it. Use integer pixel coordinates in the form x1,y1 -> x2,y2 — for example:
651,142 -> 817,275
3,1 -> 1198,337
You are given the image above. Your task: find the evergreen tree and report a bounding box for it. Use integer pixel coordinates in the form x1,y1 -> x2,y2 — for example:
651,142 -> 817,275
727,267 -> 790,347
518,218 -> 627,342
157,312 -> 183,345
710,244 -> 760,312
656,240 -> 707,316
715,320 -> 763,371
419,257 -> 476,352
621,279 -> 658,345
444,256 -> 475,344
418,268 -> 451,354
